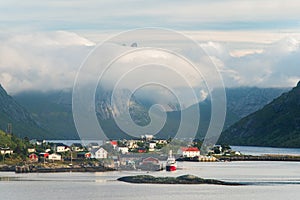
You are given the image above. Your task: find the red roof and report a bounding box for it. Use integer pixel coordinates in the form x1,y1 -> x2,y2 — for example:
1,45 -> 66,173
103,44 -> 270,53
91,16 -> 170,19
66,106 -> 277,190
110,141 -> 118,146
29,154 -> 38,159
85,153 -> 91,158
142,157 -> 159,164
39,153 -> 49,158
181,147 -> 200,152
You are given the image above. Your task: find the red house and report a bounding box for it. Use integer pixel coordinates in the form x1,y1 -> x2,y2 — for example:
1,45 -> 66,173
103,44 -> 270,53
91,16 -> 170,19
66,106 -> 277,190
110,141 -> 118,149
29,153 -> 38,162
39,152 -> 49,158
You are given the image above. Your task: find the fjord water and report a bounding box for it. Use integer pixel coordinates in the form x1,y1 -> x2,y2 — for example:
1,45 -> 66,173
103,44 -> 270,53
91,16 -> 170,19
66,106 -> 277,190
1,161 -> 300,200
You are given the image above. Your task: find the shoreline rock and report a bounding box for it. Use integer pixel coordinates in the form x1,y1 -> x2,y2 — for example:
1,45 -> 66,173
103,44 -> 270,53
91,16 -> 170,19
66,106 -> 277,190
117,174 -> 244,186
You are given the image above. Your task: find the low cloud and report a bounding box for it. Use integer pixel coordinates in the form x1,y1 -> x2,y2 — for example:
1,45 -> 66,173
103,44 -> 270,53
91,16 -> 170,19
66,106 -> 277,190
0,31 -> 94,93
201,36 -> 300,88
0,30 -> 300,95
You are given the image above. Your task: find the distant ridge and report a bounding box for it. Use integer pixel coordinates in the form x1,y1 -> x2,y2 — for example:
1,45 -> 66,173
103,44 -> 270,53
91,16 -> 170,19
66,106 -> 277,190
219,81 -> 300,148
14,87 -> 287,140
0,84 -> 48,139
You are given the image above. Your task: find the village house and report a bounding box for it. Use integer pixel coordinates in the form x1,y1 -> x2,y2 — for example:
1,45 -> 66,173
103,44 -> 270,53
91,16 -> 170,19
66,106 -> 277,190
91,147 -> 108,159
71,143 -> 84,152
110,141 -> 118,149
117,146 -> 129,154
27,148 -> 36,153
28,153 -> 38,162
125,140 -> 138,149
0,147 -> 13,155
178,147 -> 201,158
39,152 -> 49,159
156,139 -> 168,145
52,143 -> 70,153
148,141 -> 156,152
48,153 -> 62,161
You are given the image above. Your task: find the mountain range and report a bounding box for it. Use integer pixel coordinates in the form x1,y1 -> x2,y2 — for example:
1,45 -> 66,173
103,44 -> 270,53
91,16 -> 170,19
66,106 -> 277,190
12,86 -> 288,141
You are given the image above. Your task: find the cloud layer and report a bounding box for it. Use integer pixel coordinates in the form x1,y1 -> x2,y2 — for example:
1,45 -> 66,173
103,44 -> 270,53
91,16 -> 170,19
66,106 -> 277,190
0,30 -> 299,94
0,31 -> 94,93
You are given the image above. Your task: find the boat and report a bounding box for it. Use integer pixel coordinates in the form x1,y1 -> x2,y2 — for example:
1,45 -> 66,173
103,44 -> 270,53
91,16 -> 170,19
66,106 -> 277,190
166,150 -> 177,171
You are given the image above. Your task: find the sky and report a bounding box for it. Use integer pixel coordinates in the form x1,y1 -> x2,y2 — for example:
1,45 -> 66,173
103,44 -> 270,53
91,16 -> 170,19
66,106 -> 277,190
0,0 -> 300,93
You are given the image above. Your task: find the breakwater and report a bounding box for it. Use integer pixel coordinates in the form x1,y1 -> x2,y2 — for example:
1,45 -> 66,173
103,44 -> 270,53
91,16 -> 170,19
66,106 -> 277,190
218,155 -> 300,162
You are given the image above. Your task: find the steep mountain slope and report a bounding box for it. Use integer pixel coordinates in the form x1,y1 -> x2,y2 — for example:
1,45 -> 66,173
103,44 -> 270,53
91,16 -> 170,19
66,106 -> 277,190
0,85 -> 48,139
219,82 -> 300,148
13,90 -> 78,139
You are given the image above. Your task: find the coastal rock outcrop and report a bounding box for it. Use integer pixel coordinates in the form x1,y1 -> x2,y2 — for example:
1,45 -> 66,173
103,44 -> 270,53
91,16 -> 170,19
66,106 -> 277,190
117,174 -> 243,186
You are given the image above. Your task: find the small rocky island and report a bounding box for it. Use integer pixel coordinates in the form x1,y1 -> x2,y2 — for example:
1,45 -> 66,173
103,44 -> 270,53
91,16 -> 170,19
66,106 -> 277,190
117,174 -> 244,186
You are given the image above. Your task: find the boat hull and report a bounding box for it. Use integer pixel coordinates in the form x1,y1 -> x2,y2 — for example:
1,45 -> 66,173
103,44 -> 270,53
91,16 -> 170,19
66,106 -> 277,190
166,165 -> 176,171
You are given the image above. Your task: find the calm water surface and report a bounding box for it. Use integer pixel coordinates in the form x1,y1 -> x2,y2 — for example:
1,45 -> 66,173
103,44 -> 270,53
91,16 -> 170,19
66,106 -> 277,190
1,161 -> 300,200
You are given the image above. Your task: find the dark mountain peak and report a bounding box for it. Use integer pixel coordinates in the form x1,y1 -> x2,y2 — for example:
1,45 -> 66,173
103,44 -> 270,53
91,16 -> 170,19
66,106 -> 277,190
297,81 -> 300,88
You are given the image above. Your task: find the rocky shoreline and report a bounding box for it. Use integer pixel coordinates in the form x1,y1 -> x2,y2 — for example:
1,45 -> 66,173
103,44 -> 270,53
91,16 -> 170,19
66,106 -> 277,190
117,174 -> 244,186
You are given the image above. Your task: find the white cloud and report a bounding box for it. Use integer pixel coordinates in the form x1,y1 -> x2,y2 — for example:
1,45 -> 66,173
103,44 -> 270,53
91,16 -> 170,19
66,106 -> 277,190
0,31 -> 95,93
0,29 -> 300,95
230,49 -> 264,58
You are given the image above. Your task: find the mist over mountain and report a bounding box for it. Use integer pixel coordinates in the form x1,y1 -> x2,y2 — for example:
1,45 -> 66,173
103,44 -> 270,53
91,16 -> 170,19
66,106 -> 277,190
13,86 -> 288,140
219,82 -> 300,148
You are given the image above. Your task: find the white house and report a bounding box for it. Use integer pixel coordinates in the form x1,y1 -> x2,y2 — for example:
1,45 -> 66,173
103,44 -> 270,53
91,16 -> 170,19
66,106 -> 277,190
178,147 -> 201,158
27,148 -> 36,153
148,141 -> 156,151
117,146 -> 129,154
58,146 -> 70,153
52,143 -> 70,153
0,147 -> 13,155
71,143 -> 84,152
126,140 -> 138,149
48,153 -> 62,161
91,147 -> 108,159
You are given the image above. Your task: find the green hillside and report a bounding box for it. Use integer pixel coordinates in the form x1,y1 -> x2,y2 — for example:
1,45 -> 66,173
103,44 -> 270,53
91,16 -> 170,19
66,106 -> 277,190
0,85 -> 49,139
0,129 -> 30,158
219,82 -> 300,148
